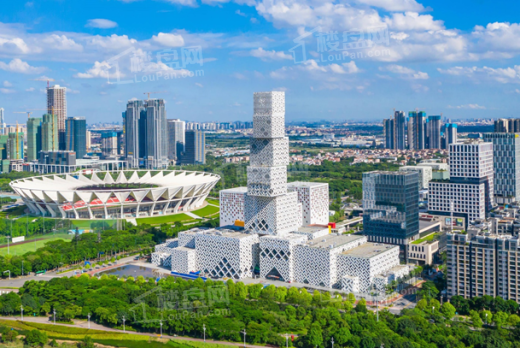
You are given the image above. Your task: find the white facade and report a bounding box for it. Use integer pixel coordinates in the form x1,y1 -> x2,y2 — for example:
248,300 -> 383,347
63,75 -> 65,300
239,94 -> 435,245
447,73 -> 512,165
287,182 -> 329,225
259,234 -> 307,282
219,187 -> 247,226
429,182 -> 486,221
399,166 -> 432,189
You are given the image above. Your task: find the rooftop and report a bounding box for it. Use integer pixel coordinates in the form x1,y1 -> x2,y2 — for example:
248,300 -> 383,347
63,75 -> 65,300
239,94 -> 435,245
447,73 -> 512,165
220,186 -> 248,193
341,242 -> 397,258
287,182 -> 328,188
297,225 -> 330,234
306,234 -> 365,249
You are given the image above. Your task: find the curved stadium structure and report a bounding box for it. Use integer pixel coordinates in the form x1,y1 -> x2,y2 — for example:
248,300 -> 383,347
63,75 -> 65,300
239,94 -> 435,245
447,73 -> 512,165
10,170 -> 220,219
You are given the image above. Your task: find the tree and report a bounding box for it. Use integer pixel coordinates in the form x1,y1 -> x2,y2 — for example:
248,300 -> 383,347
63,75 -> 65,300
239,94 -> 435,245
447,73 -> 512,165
480,310 -> 493,326
356,298 -> 367,313
416,299 -> 427,311
25,329 -> 47,347
493,311 -> 508,330
347,293 -> 356,304
307,322 -> 323,348
79,336 -> 95,348
418,281 -> 439,301
440,302 -> 456,320
508,314 -> 520,327
335,327 -> 352,346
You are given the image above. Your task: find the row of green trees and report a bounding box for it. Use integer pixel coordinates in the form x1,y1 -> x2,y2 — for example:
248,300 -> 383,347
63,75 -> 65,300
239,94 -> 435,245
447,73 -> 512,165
2,274 -> 520,348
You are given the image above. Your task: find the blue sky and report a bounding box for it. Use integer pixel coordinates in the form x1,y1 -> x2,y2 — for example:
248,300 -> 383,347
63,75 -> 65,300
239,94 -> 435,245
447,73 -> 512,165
1,0 -> 520,124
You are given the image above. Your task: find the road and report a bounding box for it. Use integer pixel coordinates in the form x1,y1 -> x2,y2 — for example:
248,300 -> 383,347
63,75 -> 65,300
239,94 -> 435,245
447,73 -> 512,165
0,315 -> 271,348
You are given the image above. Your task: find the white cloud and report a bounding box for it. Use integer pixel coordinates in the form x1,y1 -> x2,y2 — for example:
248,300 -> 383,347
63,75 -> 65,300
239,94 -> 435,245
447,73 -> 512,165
381,64 -> 428,79
0,88 -> 15,94
232,72 -> 247,79
151,33 -> 185,47
33,75 -> 54,81
355,0 -> 425,12
0,37 -> 31,54
25,87 -> 35,92
42,34 -> 83,51
195,82 -> 203,87
438,65 -> 520,83
384,12 -> 444,31
86,19 -> 118,29
3,81 -> 12,87
250,47 -> 292,61
74,61 -> 116,79
235,10 -> 247,17
0,58 -> 46,74
448,104 -> 486,109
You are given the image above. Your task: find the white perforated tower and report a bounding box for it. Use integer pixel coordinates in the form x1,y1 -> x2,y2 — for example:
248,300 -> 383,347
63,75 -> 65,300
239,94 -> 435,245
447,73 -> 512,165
245,92 -> 302,235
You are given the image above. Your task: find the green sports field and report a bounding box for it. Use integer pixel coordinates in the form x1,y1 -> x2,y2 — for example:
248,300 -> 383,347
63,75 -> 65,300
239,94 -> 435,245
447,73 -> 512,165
136,213 -> 195,225
206,198 -> 219,206
0,233 -> 73,256
192,205 -> 220,217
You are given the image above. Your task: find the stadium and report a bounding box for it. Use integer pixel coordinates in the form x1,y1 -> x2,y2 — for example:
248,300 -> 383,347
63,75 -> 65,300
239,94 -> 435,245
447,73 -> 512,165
10,170 -> 220,219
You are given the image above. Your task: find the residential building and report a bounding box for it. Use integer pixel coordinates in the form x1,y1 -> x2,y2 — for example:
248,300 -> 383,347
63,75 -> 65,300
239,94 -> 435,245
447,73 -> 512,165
407,112 -> 415,150
362,171 -> 420,246
86,130 -> 91,151
26,117 -> 42,161
494,119 -> 509,133
415,111 -> 427,150
46,85 -> 67,150
101,132 -> 118,158
427,115 -> 442,149
41,113 -> 59,152
383,118 -> 394,149
0,108 -> 4,134
65,117 -> 86,159
394,111 -> 406,150
167,119 -> 185,162
7,132 -> 23,160
483,132 -> 520,204
447,232 -> 520,302
181,129 -> 205,165
445,122 -> 458,147
399,165 -> 433,190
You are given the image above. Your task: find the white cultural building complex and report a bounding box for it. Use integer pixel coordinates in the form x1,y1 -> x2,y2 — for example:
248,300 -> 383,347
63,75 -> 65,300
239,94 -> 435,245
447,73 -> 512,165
152,92 -> 410,293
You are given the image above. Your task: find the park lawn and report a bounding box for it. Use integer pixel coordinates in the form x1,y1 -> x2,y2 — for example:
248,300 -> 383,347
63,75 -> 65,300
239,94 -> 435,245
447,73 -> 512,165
412,232 -> 440,245
191,205 -> 220,217
206,199 -> 219,206
136,213 -> 194,226
71,219 -> 119,229
0,233 -> 73,256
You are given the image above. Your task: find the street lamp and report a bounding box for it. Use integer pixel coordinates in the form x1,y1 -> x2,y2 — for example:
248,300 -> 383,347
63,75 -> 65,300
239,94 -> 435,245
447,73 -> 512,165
21,261 -> 24,277
331,337 -> 334,348
88,313 -> 91,329
122,316 -> 126,332
160,320 -> 163,337
286,333 -> 289,348
203,324 -> 206,342
21,305 -> 23,321
53,309 -> 56,325
432,306 -> 435,315
3,270 -> 10,280
241,329 -> 246,348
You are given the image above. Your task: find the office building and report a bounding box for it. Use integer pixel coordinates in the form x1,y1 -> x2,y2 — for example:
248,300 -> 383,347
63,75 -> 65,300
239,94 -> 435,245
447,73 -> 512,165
427,115 -> 441,149
26,117 -> 42,162
41,113 -> 59,152
394,111 -> 406,150
447,232 -> 520,301
445,122 -> 458,147
167,119 -> 185,162
362,171 -> 420,245
429,142 -> 494,223
399,166 -> 433,190
101,132 -> 118,158
86,130 -> 91,151
383,118 -> 394,149
495,119 -> 509,133
407,112 -> 415,150
287,182 -> 329,226
38,150 -> 76,166
46,85 -> 67,150
414,111 -> 427,150
124,99 -> 168,169
483,133 -> 520,204
181,130 -> 205,165
509,119 -> 520,133
65,117 -> 86,159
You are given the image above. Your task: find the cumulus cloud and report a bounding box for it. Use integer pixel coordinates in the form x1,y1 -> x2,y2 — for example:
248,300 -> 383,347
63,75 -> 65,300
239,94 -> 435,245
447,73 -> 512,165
0,58 -> 46,74
0,88 -> 15,94
74,61 -> 117,79
380,64 -> 428,79
250,47 -> 292,61
151,33 -> 185,47
384,12 -> 444,31
356,0 -> 425,12
3,81 -> 12,87
86,19 -> 118,29
438,65 -> 520,83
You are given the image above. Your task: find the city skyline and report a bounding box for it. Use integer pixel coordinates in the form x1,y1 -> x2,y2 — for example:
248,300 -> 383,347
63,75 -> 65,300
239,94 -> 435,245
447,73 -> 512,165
1,1 -> 520,123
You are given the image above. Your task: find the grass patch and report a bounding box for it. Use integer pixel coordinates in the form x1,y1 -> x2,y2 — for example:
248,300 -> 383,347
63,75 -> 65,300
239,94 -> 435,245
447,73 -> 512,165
136,214 -> 194,226
412,232 -> 440,245
206,199 -> 219,206
0,233 -> 73,256
71,219 -> 119,229
191,205 -> 220,217
0,205 -> 27,217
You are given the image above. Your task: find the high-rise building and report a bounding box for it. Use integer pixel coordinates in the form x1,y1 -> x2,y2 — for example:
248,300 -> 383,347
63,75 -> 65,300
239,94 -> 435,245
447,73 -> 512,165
427,115 -> 441,149
65,117 -> 86,159
394,111 -> 406,150
407,112 -> 415,150
181,130 -> 205,165
123,99 -> 167,168
445,122 -> 458,147
7,132 -> 23,160
362,171 -> 420,246
494,119 -> 509,133
26,117 -> 42,161
86,130 -> 91,151
509,119 -> 520,133
447,232 -> 520,301
41,113 -> 59,152
383,118 -> 394,149
244,91 -> 302,235
483,133 -> 520,204
167,119 -> 185,162
0,108 -> 4,135
429,142 -> 494,224
415,111 -> 427,150
46,85 -> 67,150
101,132 -> 118,158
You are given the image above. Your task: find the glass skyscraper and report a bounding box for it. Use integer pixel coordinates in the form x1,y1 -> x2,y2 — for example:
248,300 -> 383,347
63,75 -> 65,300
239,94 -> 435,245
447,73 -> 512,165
27,117 -> 42,161
181,130 -> 205,165
362,171 -> 419,245
65,117 -> 86,159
